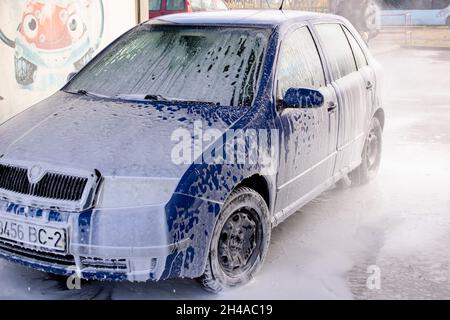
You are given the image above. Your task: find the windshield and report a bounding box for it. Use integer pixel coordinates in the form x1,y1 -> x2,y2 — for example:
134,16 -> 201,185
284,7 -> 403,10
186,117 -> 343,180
65,25 -> 270,107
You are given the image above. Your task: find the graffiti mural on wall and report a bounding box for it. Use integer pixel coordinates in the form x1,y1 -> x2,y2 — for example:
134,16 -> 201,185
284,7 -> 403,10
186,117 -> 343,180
0,0 -> 104,87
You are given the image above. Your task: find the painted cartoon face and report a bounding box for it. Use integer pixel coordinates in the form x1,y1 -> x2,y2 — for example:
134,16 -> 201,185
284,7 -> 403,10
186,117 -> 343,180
20,1 -> 86,50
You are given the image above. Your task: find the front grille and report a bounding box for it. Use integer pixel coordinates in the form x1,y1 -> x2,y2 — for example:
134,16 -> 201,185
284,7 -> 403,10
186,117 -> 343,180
0,240 -> 75,266
0,164 -> 88,202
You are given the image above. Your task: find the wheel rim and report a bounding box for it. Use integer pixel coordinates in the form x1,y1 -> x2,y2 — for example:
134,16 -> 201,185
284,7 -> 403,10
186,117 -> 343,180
366,124 -> 381,173
218,208 -> 262,277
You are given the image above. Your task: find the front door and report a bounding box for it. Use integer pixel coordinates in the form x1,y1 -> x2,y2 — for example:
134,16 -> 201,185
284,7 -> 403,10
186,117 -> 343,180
274,25 -> 339,216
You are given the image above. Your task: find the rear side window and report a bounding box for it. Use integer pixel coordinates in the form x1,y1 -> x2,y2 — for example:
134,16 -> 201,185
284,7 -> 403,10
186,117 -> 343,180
343,27 -> 368,70
166,0 -> 186,10
315,23 -> 357,80
149,0 -> 162,11
277,26 -> 326,100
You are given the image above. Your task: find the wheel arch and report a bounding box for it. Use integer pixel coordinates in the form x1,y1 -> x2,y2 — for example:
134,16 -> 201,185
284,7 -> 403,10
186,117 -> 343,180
199,178 -> 273,290
234,174 -> 274,214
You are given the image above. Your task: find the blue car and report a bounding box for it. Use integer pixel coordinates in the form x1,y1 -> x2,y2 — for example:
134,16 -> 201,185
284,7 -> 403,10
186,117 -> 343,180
0,10 -> 384,292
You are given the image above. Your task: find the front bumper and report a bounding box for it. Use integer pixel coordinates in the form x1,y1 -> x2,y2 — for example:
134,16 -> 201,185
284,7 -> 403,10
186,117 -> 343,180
0,200 -> 194,282
0,237 -> 191,282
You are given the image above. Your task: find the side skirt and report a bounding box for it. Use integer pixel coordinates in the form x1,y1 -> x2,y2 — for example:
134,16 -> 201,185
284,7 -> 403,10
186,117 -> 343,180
271,159 -> 361,228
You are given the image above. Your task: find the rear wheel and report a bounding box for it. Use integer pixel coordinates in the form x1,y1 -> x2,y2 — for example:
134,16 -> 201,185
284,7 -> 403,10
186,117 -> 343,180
349,117 -> 383,186
198,187 -> 271,293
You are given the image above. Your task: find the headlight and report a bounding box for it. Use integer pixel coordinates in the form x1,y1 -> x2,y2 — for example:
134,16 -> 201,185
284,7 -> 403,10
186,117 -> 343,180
96,177 -> 180,209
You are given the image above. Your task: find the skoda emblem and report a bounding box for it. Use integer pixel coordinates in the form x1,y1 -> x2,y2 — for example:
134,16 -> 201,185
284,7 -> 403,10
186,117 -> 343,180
28,165 -> 44,184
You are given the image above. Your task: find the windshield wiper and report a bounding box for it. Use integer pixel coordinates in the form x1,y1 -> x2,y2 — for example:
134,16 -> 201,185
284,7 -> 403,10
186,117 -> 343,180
144,94 -> 169,101
115,93 -> 221,106
114,94 -> 169,102
64,89 -> 110,99
144,95 -> 221,106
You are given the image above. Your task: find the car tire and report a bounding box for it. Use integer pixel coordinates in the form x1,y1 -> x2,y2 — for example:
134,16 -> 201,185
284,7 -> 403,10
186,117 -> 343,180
446,17 -> 450,28
14,56 -> 37,86
198,187 -> 271,293
349,117 -> 383,186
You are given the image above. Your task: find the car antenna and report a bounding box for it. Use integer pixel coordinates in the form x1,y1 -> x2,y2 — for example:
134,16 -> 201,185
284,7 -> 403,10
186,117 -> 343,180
279,0 -> 285,10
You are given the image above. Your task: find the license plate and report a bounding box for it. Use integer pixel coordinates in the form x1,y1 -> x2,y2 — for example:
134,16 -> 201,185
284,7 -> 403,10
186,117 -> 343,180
0,216 -> 67,253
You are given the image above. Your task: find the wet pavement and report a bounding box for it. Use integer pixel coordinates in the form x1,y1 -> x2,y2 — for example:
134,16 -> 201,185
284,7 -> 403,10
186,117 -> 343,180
0,48 -> 449,300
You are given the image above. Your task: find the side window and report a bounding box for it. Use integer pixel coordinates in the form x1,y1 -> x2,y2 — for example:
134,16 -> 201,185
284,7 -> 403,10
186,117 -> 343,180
315,23 -> 357,80
343,26 -> 368,70
277,27 -> 326,100
166,0 -> 186,11
149,0 -> 162,11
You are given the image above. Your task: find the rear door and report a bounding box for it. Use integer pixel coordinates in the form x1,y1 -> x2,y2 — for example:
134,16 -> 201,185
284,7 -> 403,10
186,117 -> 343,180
342,25 -> 376,127
314,23 -> 370,175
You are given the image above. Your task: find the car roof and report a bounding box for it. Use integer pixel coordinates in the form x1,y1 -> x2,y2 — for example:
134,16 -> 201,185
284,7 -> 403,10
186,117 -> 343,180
150,10 -> 342,28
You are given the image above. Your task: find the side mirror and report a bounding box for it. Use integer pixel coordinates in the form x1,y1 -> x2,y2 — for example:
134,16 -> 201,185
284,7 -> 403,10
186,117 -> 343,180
282,88 -> 324,109
67,72 -> 77,83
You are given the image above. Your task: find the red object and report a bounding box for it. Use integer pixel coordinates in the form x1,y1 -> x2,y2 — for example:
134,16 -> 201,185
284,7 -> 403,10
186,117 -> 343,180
19,1 -> 86,50
149,0 -> 227,19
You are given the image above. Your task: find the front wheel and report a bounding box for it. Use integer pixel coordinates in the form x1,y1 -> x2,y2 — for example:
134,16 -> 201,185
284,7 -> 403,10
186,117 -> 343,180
349,117 -> 383,186
198,187 -> 271,293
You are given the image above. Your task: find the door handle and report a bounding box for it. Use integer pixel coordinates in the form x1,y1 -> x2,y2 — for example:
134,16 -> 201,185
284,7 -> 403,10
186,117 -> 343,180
327,101 -> 337,112
366,81 -> 374,90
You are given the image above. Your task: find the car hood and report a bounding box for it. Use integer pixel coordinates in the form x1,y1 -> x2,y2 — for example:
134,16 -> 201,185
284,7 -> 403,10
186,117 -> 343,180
0,92 -> 248,178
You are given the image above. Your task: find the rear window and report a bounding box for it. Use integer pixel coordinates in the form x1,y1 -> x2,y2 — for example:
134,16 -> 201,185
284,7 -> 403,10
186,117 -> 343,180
149,0 -> 162,11
166,0 -> 186,10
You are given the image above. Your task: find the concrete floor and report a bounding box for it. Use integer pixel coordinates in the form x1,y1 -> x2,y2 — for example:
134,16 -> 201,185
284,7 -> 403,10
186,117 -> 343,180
0,47 -> 449,300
